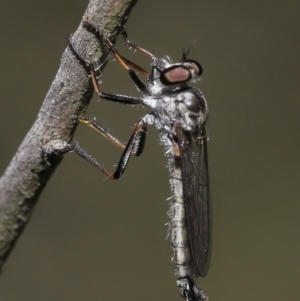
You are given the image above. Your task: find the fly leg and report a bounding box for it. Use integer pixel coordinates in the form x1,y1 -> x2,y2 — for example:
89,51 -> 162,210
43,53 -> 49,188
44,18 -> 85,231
78,117 -> 146,157
121,30 -> 155,59
53,118 -> 148,179
77,117 -> 127,151
68,36 -> 143,105
83,20 -> 152,96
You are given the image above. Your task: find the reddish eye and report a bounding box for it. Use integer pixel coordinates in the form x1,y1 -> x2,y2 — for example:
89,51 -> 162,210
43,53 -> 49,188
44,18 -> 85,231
184,60 -> 203,76
160,66 -> 191,86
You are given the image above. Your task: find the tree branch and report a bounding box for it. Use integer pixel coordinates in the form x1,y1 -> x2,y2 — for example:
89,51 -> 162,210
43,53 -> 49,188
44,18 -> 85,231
0,0 -> 138,270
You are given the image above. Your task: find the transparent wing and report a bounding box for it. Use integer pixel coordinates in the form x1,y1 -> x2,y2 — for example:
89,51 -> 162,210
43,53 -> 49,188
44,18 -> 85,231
177,126 -> 212,277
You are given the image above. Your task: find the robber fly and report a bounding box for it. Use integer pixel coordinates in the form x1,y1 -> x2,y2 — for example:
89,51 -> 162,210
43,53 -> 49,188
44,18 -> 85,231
57,20 -> 211,301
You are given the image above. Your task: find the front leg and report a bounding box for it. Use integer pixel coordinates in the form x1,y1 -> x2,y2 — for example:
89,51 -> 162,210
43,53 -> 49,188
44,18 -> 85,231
83,20 -> 151,95
68,36 -> 143,105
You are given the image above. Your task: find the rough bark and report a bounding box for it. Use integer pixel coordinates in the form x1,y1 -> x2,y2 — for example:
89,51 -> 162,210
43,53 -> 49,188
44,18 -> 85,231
0,0 -> 138,270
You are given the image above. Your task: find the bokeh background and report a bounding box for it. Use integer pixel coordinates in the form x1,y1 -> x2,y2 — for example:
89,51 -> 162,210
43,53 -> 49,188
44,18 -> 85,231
0,1 -> 299,300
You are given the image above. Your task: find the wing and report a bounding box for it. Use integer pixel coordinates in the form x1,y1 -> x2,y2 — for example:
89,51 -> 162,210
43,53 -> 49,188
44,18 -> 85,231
177,126 -> 212,277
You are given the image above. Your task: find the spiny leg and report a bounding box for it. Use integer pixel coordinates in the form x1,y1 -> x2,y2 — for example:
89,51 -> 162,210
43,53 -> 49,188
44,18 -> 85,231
68,35 -> 143,105
79,117 -> 143,156
57,119 -> 148,179
68,35 -> 102,98
120,56 -> 149,77
79,117 -> 127,150
83,20 -> 150,95
121,30 -> 154,59
120,30 -> 162,85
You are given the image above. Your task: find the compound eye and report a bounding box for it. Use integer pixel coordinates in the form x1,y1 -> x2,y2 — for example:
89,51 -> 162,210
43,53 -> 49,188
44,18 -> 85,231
160,65 -> 191,86
184,60 -> 203,76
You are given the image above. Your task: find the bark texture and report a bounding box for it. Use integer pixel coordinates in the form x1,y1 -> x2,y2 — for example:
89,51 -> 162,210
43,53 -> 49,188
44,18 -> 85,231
0,0 -> 138,269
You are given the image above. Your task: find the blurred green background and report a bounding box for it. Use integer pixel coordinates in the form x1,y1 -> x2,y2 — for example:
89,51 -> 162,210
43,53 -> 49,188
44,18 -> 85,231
0,1 -> 299,300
